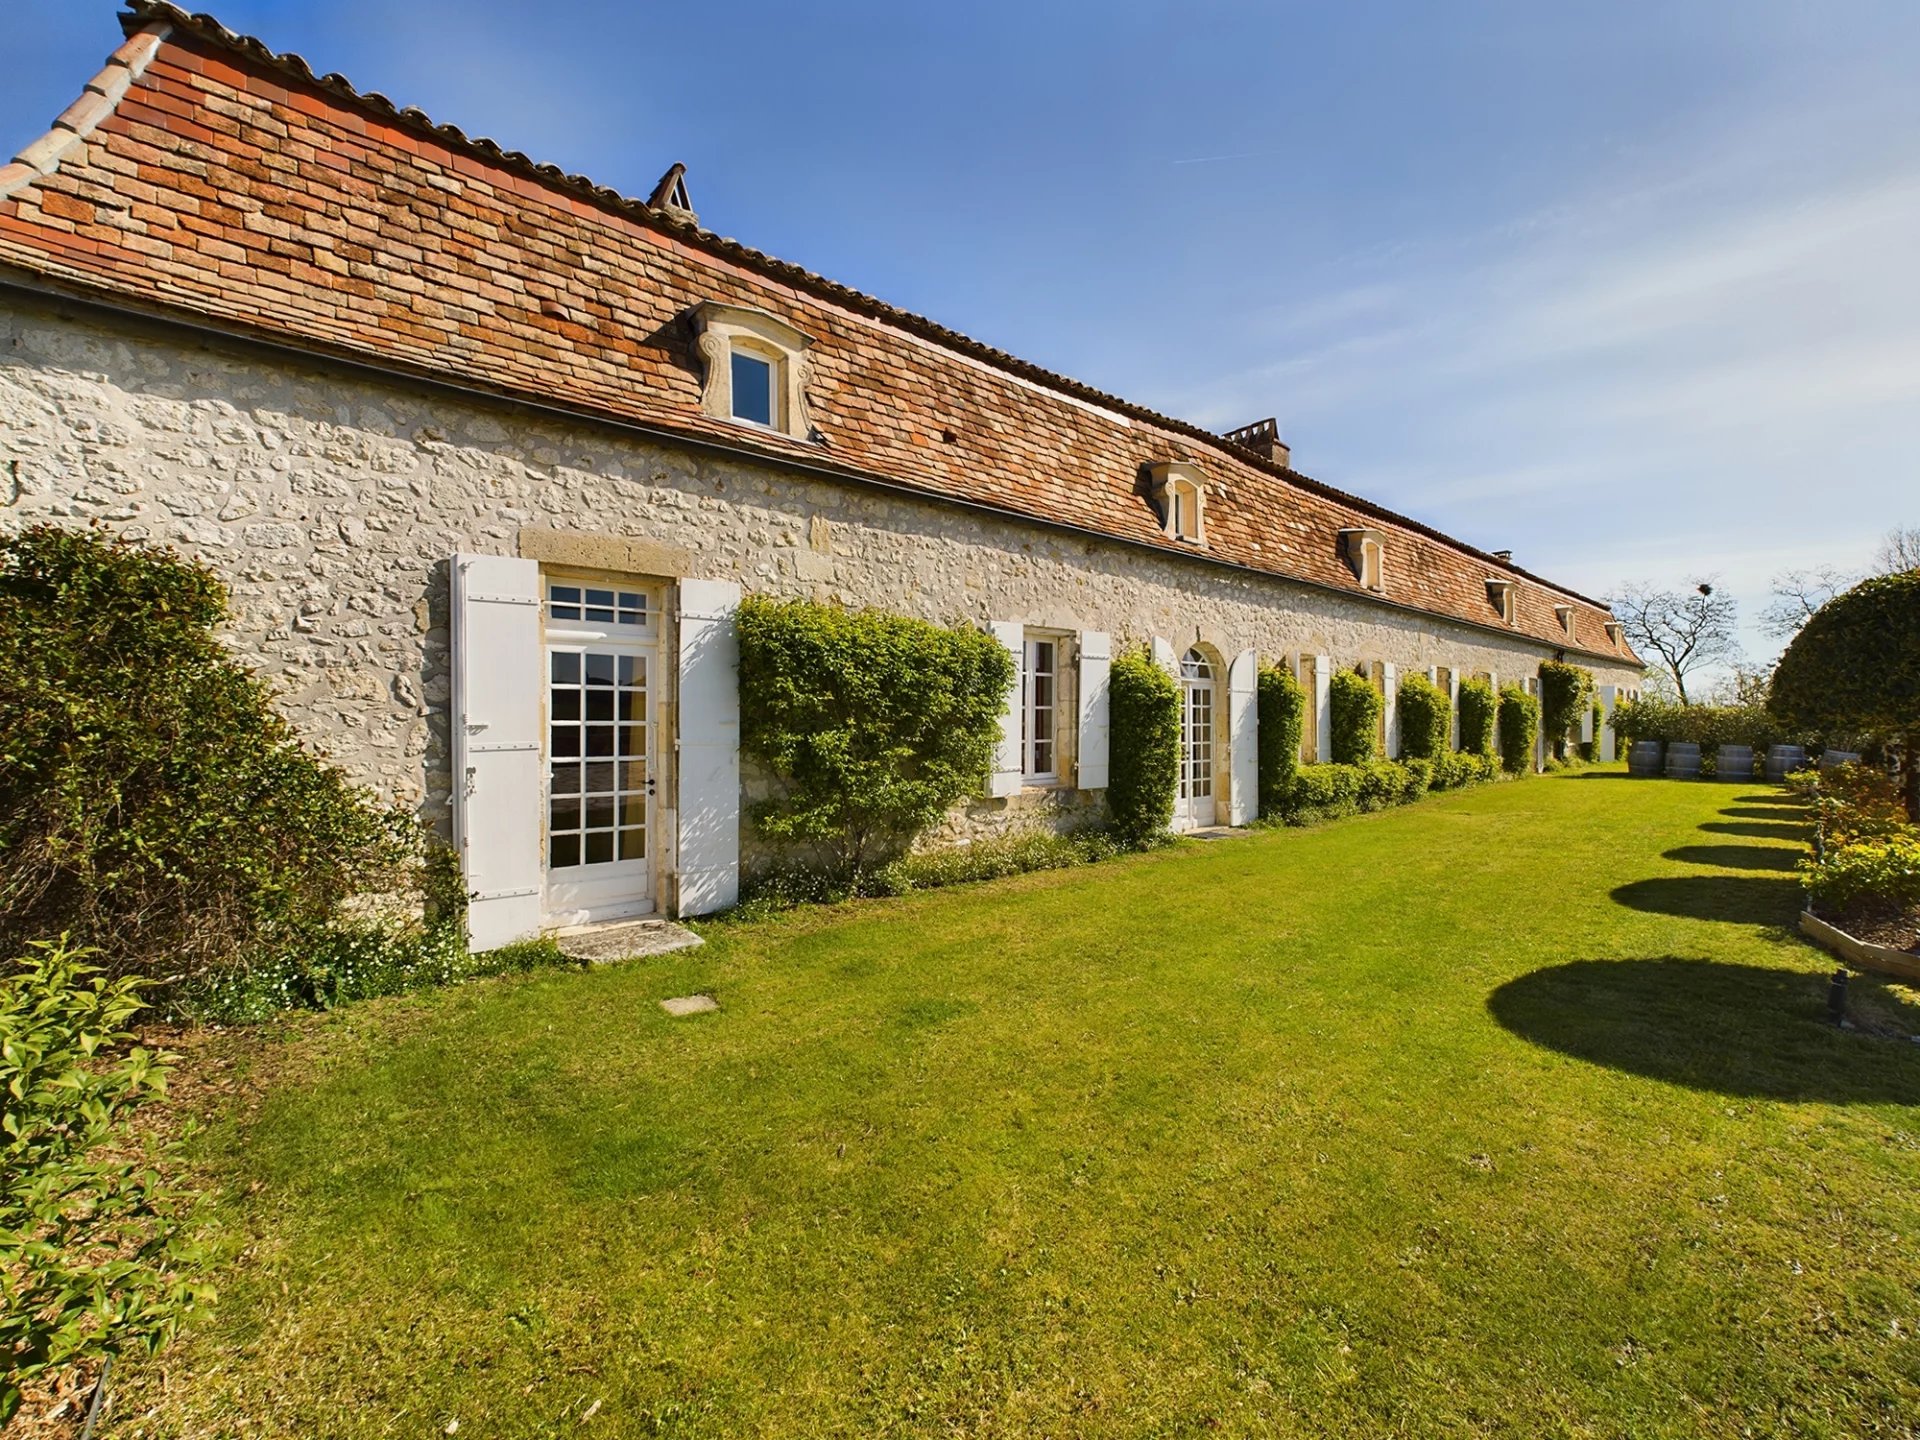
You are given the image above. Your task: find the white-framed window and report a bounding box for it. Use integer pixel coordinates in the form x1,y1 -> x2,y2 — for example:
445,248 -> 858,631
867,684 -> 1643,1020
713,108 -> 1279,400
693,301 -> 815,440
1021,636 -> 1059,781
1147,461 -> 1207,545
547,581 -> 652,631
1486,579 -> 1516,624
1340,527 -> 1385,591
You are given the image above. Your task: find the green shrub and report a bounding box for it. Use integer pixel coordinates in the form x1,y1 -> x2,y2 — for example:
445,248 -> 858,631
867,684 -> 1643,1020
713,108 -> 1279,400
1498,683 -> 1540,775
1403,757 -> 1435,797
1256,663 -> 1307,817
0,526 -> 433,989
1610,697 -> 1786,755
1106,647 -> 1181,847
1539,661 -> 1594,762
1800,834 -> 1920,912
1581,700 -> 1605,762
1,940 -> 211,1422
1278,763 -> 1364,825
737,597 -> 1014,875
1329,668 -> 1382,765
1458,679 -> 1496,757
1434,750 -> 1498,790
1397,672 -> 1451,761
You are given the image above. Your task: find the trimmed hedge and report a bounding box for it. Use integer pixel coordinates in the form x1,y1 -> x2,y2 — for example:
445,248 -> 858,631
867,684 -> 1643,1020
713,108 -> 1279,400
1329,668 -> 1382,765
1458,678 -> 1496,757
1269,750 -> 1496,826
1539,660 -> 1594,762
1256,663 -> 1307,817
1610,697 -> 1789,754
1498,683 -> 1540,775
1397,672 -> 1451,761
1108,646 -> 1181,846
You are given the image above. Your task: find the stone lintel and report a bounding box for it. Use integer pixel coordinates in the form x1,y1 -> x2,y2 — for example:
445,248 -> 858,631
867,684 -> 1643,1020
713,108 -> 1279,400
517,525 -> 694,579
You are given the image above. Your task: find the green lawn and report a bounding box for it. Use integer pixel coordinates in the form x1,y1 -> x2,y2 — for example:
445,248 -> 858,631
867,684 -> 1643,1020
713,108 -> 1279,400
125,774 -> 1920,1438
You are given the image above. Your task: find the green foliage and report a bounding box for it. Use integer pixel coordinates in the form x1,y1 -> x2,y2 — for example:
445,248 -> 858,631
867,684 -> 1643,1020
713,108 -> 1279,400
1107,647 -> 1181,847
1610,697 -> 1786,753
736,597 -> 1015,874
1270,752 -> 1482,826
1458,678 -> 1496,757
1771,570 -> 1920,817
1800,834 -> 1920,912
1498,683 -> 1540,775
1256,663 -> 1307,817
0,526 -> 427,987
1581,701 -> 1605,762
1538,661 -> 1594,761
1,940 -> 211,1422
1434,750 -> 1499,790
1396,672 -> 1451,762
1328,668 -> 1382,765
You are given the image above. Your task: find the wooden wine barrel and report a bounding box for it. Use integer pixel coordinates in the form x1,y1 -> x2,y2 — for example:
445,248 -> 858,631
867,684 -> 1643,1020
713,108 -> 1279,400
1765,744 -> 1807,782
1628,740 -> 1664,777
1664,742 -> 1702,779
1715,745 -> 1755,782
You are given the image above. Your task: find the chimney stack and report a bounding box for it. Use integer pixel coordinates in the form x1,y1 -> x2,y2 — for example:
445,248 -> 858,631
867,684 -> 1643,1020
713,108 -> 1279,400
1222,417 -> 1290,469
1492,549 -> 1512,564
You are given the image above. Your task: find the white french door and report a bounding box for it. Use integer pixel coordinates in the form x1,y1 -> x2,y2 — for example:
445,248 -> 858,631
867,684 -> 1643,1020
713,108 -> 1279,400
542,580 -> 657,926
1175,648 -> 1216,831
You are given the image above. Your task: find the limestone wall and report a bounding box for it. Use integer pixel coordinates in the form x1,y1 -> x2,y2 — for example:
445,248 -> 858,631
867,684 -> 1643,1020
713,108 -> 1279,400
1,297 -> 1642,864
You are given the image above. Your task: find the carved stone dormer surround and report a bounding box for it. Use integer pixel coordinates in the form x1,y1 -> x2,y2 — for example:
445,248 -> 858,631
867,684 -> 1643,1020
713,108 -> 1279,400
692,301 -> 816,441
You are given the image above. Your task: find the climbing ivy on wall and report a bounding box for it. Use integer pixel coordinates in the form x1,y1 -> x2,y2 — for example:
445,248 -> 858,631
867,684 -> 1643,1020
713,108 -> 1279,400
1256,662 -> 1307,817
1107,646 -> 1180,846
1498,682 -> 1541,775
1458,678 -> 1497,758
736,596 -> 1014,875
1397,672 -> 1451,762
1328,668 -> 1382,765
1538,660 -> 1594,762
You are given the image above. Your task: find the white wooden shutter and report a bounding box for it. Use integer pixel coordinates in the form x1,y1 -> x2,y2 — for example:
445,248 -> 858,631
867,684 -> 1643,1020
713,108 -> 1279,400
1227,648 -> 1258,825
1076,630 -> 1110,790
1580,696 -> 1596,743
1598,683 -> 1618,761
1448,668 -> 1462,751
987,621 -> 1023,797
451,553 -> 544,951
1382,662 -> 1399,758
1152,636 -> 1177,675
676,578 -> 741,916
1312,653 -> 1332,763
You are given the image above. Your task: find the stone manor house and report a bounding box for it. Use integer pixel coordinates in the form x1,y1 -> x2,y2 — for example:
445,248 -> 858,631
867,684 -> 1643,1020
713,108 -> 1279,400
0,5 -> 1642,947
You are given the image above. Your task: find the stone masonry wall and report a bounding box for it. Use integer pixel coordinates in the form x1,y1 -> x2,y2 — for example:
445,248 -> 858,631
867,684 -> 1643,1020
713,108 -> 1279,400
0,298 -> 1643,871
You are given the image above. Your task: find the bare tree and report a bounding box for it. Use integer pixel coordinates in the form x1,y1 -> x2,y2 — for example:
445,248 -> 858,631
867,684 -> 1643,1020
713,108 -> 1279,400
1606,578 -> 1740,705
1761,565 -> 1854,639
1876,525 -> 1920,575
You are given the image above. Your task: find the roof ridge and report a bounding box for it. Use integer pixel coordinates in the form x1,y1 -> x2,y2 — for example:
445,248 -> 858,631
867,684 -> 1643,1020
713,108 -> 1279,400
113,1 -> 1617,616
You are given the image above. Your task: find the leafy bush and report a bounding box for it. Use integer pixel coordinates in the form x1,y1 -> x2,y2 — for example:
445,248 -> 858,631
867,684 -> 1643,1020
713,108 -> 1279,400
1498,683 -> 1539,775
1539,661 -> 1594,762
1396,672 -> 1451,762
1771,570 -> 1920,819
1610,697 -> 1786,754
1256,663 -> 1307,817
1329,668 -> 1382,765
1434,750 -> 1498,790
1793,763 -> 1912,849
1581,700 -> 1604,762
1458,679 -> 1496,757
737,597 -> 1014,874
1800,835 -> 1920,912
1,940 -> 210,1422
1402,757 -> 1435,797
1107,647 -> 1181,847
1277,763 -> 1364,825
0,526 -> 427,986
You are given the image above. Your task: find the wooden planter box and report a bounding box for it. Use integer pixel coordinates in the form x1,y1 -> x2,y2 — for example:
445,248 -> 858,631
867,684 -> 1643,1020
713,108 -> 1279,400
1799,910 -> 1920,983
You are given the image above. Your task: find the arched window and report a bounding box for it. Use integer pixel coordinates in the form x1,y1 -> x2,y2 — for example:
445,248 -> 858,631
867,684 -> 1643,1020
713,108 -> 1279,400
1147,462 -> 1207,544
1181,648 -> 1213,681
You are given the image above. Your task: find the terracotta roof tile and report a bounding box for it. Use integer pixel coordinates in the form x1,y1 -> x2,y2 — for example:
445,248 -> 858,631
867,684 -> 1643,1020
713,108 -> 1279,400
0,2 -> 1637,664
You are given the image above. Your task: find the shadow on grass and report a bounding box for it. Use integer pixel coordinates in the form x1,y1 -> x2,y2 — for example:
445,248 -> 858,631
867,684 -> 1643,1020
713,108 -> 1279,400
1731,793 -> 1801,807
1722,805 -> 1808,821
1488,958 -> 1920,1102
1699,820 -> 1808,841
1568,772 -> 1635,781
1612,874 -> 1802,925
1664,844 -> 1801,873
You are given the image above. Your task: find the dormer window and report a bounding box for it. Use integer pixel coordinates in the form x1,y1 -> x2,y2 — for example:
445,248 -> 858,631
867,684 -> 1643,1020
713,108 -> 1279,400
693,301 -> 815,441
1605,620 -> 1623,646
1340,527 -> 1385,591
1486,579 -> 1516,624
1146,461 -> 1207,544
1555,604 -> 1575,636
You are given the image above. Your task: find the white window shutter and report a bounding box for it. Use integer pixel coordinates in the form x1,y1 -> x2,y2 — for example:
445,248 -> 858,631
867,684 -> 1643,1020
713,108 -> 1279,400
1152,636 -> 1177,674
1382,662 -> 1399,758
987,621 -> 1023,797
677,578 -> 742,916
1313,653 -> 1332,763
1228,648 -> 1258,825
451,553 -> 545,952
1598,683 -> 1618,761
1076,630 -> 1111,790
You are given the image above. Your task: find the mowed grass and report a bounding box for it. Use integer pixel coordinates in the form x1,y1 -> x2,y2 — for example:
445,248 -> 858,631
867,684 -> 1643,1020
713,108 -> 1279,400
123,774 -> 1920,1438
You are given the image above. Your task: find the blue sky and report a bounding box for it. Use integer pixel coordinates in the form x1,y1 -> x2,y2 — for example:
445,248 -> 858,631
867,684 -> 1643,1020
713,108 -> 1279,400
9,2 -> 1920,670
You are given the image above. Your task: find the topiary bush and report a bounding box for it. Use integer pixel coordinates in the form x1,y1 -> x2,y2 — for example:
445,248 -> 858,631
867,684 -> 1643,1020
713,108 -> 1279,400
737,596 -> 1014,876
1609,698 -> 1787,755
1458,678 -> 1496,758
1329,667 -> 1382,765
1434,750 -> 1498,790
0,525 -> 436,990
1582,700 -> 1605,762
1,940 -> 210,1422
1498,683 -> 1540,775
1538,661 -> 1594,762
1256,662 -> 1307,817
1106,646 -> 1181,847
1397,672 -> 1451,761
